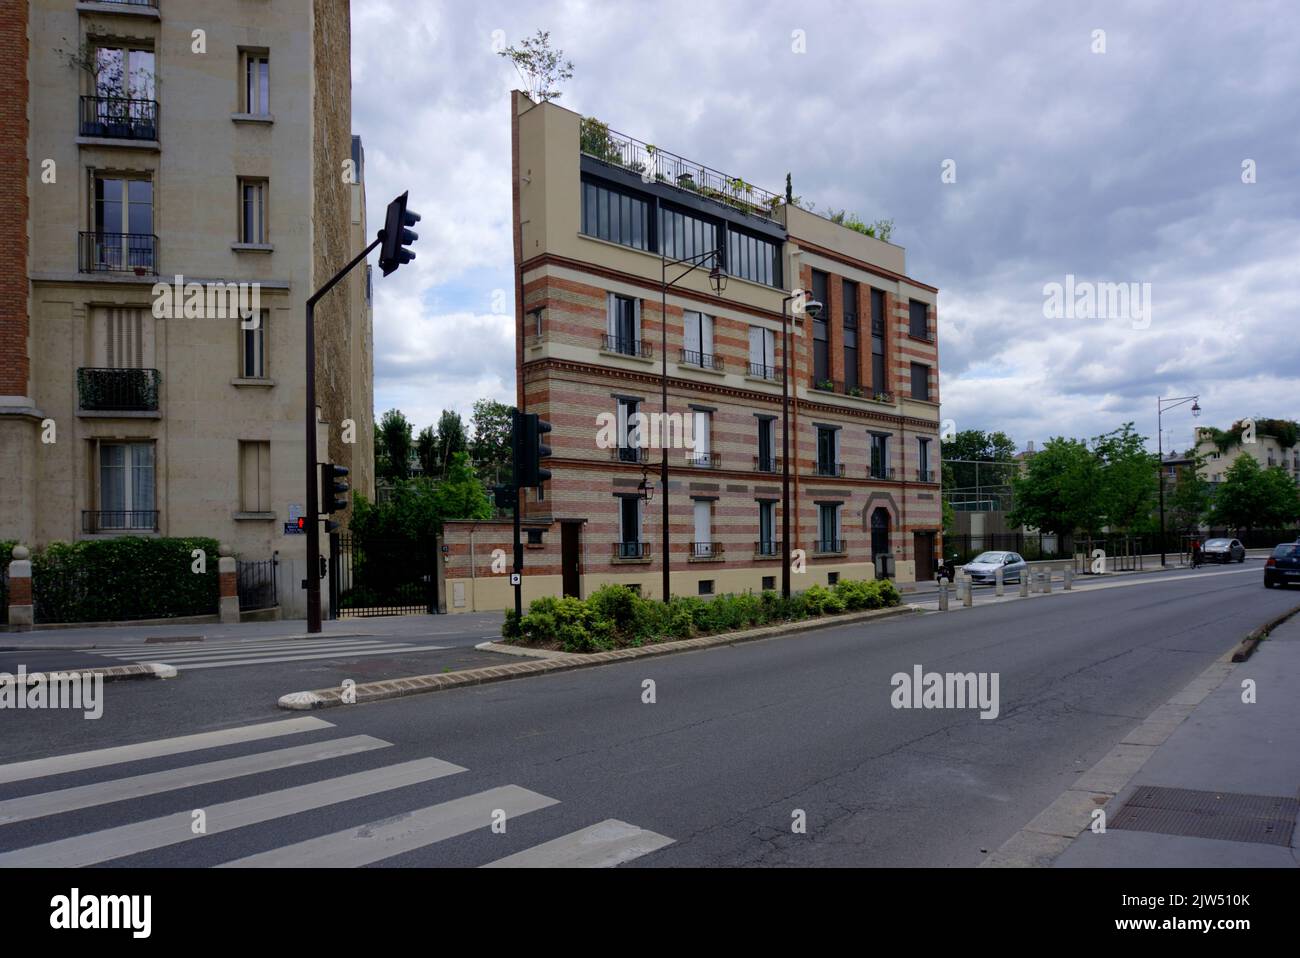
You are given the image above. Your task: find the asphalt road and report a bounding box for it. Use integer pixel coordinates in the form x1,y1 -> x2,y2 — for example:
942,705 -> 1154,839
0,563 -> 1294,867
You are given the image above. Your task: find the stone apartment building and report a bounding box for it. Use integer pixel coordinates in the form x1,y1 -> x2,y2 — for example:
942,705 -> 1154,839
440,92 -> 942,612
1194,421 -> 1300,485
0,0 -> 374,618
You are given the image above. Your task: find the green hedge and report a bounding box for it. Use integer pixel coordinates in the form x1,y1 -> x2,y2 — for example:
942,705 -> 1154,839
503,578 -> 901,653
32,537 -> 220,624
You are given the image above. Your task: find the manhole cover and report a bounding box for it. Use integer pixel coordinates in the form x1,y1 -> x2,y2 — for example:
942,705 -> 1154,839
1110,785 -> 1299,847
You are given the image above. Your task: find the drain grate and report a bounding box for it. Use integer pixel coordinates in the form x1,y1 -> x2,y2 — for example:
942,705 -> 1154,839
1110,785 -> 1299,847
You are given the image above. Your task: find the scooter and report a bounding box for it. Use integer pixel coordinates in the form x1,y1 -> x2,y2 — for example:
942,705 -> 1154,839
935,554 -> 959,584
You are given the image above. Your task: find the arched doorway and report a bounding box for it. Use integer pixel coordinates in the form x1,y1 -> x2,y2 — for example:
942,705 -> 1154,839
870,507 -> 891,559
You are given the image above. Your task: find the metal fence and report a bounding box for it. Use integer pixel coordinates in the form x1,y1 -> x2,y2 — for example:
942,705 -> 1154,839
236,557 -> 278,611
944,532 -> 1074,563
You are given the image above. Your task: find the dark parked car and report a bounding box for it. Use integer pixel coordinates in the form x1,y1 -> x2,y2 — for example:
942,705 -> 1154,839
1264,542 -> 1300,588
1202,537 -> 1246,563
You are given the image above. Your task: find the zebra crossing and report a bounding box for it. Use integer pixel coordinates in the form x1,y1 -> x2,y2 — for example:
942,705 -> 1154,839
84,635 -> 451,671
0,717 -> 673,868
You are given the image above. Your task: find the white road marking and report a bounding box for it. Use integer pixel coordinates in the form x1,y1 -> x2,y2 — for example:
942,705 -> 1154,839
148,645 -> 449,670
480,819 -> 674,868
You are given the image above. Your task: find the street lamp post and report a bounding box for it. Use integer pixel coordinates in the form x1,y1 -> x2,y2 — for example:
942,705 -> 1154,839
659,246 -> 727,603
1157,394 -> 1201,566
780,292 -> 823,600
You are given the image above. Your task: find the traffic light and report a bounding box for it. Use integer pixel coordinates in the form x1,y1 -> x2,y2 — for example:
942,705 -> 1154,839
493,484 -> 515,509
321,463 -> 350,513
516,412 -> 553,488
378,191 -> 420,276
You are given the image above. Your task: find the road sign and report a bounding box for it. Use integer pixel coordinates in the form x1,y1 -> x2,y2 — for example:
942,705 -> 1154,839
284,522 -> 305,535
510,573 -> 521,586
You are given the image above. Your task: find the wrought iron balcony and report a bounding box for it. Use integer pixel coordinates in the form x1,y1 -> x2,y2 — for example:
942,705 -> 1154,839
754,540 -> 779,557
613,541 -> 651,560
747,361 -> 783,381
916,469 -> 936,482
77,367 -> 161,411
79,231 -> 157,274
815,461 -> 846,478
869,465 -> 895,480
82,510 -> 159,534
684,450 -> 721,469
611,446 -> 647,464
79,95 -> 159,140
814,538 -> 845,555
602,334 -> 652,359
753,454 -> 781,473
679,348 -> 723,371
689,541 -> 725,559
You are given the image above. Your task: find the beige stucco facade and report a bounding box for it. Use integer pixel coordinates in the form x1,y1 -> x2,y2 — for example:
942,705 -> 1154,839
1194,425 -> 1300,484
1,0 -> 373,619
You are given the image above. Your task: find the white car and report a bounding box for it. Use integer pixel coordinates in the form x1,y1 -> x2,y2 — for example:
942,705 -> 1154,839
962,551 -> 1028,584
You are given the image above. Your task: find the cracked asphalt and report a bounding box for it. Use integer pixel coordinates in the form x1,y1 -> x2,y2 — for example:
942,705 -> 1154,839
1,563 -> 1292,866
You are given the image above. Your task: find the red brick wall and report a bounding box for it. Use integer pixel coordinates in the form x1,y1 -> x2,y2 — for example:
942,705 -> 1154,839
0,0 -> 30,396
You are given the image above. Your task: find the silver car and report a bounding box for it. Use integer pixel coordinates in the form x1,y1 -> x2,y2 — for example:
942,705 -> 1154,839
962,550 -> 1028,584
1202,538 -> 1246,563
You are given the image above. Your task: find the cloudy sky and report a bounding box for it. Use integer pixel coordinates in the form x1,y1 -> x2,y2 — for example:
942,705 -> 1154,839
351,0 -> 1299,455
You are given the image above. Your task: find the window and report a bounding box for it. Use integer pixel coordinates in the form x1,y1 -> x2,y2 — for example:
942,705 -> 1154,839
910,362 -> 930,400
726,228 -> 779,287
812,271 -> 830,384
605,293 -> 641,355
239,441 -> 271,513
94,44 -> 155,100
870,433 -> 891,479
582,179 -> 650,251
99,442 -> 155,529
817,426 -> 839,476
616,398 -> 640,462
843,281 -> 859,391
241,310 -> 268,378
682,311 -> 715,368
909,299 -> 930,339
243,52 -> 270,115
828,572 -> 840,586
91,175 -> 154,270
698,579 -> 715,596
758,500 -> 776,555
526,528 -> 544,545
693,500 -> 713,557
662,205 -> 718,262
240,179 -> 267,244
618,495 -> 642,557
917,437 -> 932,481
748,326 -> 776,379
756,417 -> 775,472
688,410 -> 712,467
817,503 -> 841,553
762,575 -> 776,591
871,288 -> 886,394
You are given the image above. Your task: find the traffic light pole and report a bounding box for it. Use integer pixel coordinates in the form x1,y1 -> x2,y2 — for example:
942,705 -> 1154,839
513,483 -> 523,620
305,233 -> 382,634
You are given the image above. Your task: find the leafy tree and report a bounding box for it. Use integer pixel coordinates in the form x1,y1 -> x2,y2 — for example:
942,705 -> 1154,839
1166,455 -> 1211,533
498,30 -> 573,103
470,398 -> 514,485
1208,456 -> 1300,533
415,426 -> 437,478
1092,423 -> 1158,532
376,409 -> 413,481
1008,437 -> 1104,536
432,452 -> 493,524
941,429 -> 1019,501
434,410 -> 469,478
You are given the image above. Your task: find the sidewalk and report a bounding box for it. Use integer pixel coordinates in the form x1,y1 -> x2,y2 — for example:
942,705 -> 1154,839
1052,613 -> 1300,867
0,611 -> 507,651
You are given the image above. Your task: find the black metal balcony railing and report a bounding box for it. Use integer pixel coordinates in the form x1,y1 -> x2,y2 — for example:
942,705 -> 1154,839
79,232 -> 157,274
690,541 -> 725,559
753,455 -> 781,473
814,538 -> 845,555
602,334 -> 652,359
917,469 -> 936,482
79,95 -> 159,140
754,540 -> 779,557
99,0 -> 159,6
869,465 -> 895,481
816,461 -> 846,477
82,510 -> 159,534
747,362 -> 783,381
685,450 -> 721,469
77,367 -> 161,411
614,541 -> 650,560
611,446 -> 647,464
680,348 -> 723,371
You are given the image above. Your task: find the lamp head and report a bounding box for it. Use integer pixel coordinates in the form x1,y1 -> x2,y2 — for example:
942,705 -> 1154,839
803,298 -> 824,320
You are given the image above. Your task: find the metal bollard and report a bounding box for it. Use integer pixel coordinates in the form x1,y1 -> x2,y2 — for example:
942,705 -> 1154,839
962,575 -> 973,607
938,582 -> 949,611
995,566 -> 1004,596
1064,565 -> 1073,590
1044,568 -> 1053,593
1019,571 -> 1029,597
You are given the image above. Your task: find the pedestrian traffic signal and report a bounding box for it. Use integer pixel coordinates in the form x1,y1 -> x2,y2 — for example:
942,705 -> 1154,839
378,190 -> 420,276
516,412 -> 552,488
321,463 -> 350,514
493,483 -> 515,509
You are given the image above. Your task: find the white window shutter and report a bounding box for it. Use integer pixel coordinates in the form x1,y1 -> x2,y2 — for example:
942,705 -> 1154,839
683,311 -> 701,355
633,298 -> 642,341
748,326 -> 762,365
765,329 -> 775,368
606,293 -> 616,339
702,314 -> 713,357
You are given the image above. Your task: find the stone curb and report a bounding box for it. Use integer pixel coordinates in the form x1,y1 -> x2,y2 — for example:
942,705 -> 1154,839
1231,602 -> 1300,662
979,648 -> 1242,868
0,662 -> 177,685
279,604 -> 918,710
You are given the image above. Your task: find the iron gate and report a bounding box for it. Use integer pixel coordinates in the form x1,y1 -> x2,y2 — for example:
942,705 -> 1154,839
331,533 -> 439,617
